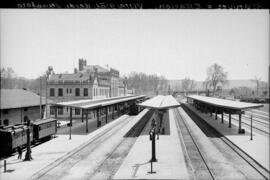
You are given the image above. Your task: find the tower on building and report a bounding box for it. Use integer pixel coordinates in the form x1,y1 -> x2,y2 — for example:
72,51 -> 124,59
78,58 -> 87,71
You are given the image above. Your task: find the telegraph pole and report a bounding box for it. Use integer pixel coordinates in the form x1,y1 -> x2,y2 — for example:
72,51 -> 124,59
250,113 -> 253,140
24,117 -> 32,161
40,76 -> 42,119
45,76 -> 47,119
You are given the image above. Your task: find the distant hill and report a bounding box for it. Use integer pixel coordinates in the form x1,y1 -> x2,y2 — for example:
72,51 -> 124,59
168,79 -> 268,90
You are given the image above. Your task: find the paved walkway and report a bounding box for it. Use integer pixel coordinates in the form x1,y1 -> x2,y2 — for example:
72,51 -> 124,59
0,115 -> 129,180
184,102 -> 269,172
113,109 -> 190,179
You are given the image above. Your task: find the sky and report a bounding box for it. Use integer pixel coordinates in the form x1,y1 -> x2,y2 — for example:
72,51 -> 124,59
1,10 -> 269,81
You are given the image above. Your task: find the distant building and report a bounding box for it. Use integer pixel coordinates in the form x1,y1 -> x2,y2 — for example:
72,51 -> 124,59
0,89 -> 48,126
46,59 -> 128,118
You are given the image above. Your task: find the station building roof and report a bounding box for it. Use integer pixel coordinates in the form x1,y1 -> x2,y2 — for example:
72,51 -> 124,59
138,95 -> 180,110
52,95 -> 146,110
0,89 -> 51,110
187,95 -> 263,110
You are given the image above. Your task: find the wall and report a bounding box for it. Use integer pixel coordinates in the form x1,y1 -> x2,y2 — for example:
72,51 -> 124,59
0,106 -> 44,126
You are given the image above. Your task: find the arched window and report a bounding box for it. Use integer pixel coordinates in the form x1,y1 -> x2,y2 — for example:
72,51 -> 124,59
3,119 -> 9,126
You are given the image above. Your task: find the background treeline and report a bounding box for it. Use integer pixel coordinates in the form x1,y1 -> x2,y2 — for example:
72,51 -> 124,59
1,67 -> 169,96
125,72 -> 169,96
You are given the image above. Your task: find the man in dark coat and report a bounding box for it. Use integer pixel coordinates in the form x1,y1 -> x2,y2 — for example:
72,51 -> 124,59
17,146 -> 22,159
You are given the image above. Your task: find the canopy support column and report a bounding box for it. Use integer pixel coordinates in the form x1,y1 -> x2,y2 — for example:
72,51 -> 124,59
229,113 -> 231,128
69,107 -> 72,140
81,109 -> 84,122
112,106 -> 114,120
118,104 -> 120,117
54,106 -> 57,119
86,110 -> 88,133
97,108 -> 100,127
105,106 -> 108,124
221,112 -> 224,124
238,113 -> 242,133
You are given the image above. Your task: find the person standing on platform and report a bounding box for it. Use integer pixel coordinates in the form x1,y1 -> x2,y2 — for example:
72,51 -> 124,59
17,146 -> 22,159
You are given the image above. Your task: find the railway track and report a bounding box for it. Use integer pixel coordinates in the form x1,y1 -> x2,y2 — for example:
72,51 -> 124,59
32,110 -> 153,180
32,115 -> 134,180
180,105 -> 269,180
89,110 -> 154,179
173,108 -> 215,180
223,114 -> 270,135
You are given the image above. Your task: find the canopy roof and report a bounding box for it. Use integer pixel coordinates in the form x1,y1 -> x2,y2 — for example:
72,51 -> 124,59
52,95 -> 146,109
187,95 -> 263,110
138,95 -> 180,110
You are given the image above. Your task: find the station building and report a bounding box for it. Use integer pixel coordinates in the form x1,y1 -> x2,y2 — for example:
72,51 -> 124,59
47,59 -> 128,118
0,89 -> 47,126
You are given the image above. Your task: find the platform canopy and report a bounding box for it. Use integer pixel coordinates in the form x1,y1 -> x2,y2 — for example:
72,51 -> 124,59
52,95 -> 146,109
138,95 -> 180,110
187,95 -> 263,111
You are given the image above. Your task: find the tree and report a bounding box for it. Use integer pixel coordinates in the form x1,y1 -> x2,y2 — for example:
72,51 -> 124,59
181,77 -> 196,91
126,72 -> 168,96
1,67 -> 17,88
205,63 -> 228,95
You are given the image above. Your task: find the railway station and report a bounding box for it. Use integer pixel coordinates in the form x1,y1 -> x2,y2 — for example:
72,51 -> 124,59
0,94 -> 269,180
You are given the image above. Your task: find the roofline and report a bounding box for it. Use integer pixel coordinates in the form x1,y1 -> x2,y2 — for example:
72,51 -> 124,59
187,96 -> 264,111
138,104 -> 181,110
1,104 -> 46,110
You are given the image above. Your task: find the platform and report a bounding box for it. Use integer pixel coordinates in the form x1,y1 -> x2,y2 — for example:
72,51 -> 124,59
0,115 -> 130,180
113,109 -> 189,179
183,102 -> 269,172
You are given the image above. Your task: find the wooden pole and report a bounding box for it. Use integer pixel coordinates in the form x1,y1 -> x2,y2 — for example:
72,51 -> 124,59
40,76 -> 42,119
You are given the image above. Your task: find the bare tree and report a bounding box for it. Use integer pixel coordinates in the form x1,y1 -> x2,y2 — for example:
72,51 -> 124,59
181,77 -> 196,91
205,63 -> 228,94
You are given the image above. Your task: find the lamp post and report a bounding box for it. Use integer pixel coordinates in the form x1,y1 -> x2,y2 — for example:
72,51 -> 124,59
149,127 -> 157,162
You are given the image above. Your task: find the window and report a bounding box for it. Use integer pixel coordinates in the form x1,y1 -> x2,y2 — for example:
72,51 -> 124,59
75,88 -> 80,96
0,120 -> 2,125
58,107 -> 63,115
93,88 -> 95,96
75,108 -> 80,115
58,88 -> 63,96
50,88 -> 55,96
84,88 -> 88,96
24,108 -> 28,111
66,88 -> 69,94
70,88 -> 72,93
